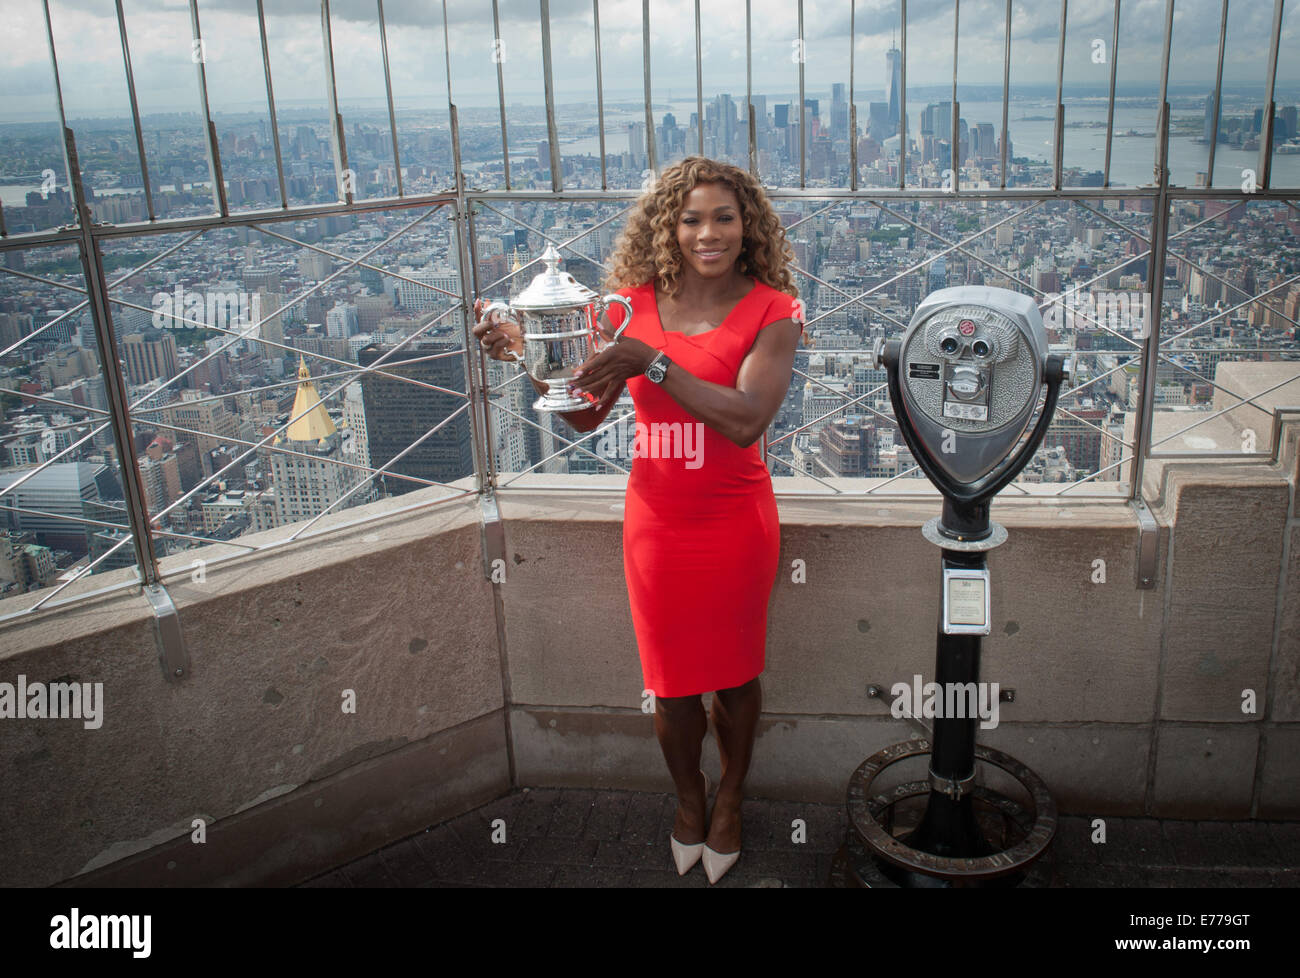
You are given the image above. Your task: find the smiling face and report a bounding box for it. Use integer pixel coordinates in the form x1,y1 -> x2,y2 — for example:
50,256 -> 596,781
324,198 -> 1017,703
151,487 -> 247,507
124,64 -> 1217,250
675,181 -> 745,283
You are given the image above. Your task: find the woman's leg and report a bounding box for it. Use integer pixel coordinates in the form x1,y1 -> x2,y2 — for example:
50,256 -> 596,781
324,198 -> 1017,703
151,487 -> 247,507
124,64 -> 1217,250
653,692 -> 709,845
706,676 -> 762,853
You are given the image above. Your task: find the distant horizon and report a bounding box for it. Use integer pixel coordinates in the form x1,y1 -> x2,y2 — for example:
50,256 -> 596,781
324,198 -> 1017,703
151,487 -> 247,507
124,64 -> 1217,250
1,81 -> 1294,127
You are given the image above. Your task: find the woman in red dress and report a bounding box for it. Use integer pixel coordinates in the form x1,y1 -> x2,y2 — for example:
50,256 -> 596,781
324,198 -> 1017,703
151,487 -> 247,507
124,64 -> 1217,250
474,156 -> 806,884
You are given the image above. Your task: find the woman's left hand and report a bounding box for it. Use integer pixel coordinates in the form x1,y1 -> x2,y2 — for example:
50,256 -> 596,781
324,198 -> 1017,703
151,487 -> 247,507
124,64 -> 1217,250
569,336 -> 658,402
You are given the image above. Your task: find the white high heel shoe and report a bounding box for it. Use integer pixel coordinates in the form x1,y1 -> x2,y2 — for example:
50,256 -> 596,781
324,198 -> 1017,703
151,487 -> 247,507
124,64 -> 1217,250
701,843 -> 740,884
701,789 -> 740,884
669,770 -> 711,876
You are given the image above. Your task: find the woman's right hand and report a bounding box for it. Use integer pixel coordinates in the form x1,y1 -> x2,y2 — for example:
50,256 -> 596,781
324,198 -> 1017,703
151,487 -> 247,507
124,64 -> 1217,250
472,298 -> 524,362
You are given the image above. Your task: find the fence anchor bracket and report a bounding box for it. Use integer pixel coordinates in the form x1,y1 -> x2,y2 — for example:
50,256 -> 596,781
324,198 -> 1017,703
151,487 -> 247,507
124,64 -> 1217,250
144,582 -> 189,681
1131,498 -> 1158,590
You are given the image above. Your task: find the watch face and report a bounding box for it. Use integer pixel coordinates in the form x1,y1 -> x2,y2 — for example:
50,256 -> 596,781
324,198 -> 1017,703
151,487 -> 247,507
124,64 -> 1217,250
647,364 -> 666,382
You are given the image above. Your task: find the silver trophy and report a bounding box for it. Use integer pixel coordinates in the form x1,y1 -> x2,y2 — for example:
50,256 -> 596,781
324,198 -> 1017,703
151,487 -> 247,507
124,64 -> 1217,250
483,244 -> 634,412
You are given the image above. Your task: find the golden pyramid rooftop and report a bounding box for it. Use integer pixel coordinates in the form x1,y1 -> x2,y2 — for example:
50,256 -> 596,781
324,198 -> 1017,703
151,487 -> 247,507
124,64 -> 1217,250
281,355 -> 337,444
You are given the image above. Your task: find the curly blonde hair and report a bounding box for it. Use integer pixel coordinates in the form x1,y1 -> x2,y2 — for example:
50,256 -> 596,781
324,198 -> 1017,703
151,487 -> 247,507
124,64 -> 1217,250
604,156 -> 812,346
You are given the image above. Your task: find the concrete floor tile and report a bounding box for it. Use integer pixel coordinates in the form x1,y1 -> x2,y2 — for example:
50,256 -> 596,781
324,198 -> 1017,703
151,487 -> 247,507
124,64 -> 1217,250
1053,816 -> 1102,865
546,789 -> 599,839
582,791 -> 632,841
1096,817 -> 1177,867
377,838 -> 441,887
593,839 -> 667,871
342,852 -> 396,887
620,792 -> 666,844
630,867 -> 711,888
551,865 -> 638,887
515,836 -> 600,865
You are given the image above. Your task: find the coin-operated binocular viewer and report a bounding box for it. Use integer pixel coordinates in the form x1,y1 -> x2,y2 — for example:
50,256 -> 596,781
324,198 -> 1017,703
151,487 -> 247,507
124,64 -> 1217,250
834,287 -> 1069,888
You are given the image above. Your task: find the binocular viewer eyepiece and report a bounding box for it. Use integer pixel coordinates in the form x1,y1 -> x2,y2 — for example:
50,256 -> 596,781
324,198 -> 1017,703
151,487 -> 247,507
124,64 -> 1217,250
874,286 -> 1069,506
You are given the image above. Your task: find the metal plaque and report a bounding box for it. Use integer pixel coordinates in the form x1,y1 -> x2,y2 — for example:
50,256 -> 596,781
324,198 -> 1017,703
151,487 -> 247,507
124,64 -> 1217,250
942,567 -> 990,635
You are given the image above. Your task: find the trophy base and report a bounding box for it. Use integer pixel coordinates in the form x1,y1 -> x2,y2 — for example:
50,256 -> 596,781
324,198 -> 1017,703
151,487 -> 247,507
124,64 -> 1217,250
532,381 -> 590,413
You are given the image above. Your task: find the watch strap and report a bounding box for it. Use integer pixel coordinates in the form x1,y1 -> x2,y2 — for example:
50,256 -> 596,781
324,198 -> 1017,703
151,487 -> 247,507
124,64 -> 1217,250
646,351 -> 670,381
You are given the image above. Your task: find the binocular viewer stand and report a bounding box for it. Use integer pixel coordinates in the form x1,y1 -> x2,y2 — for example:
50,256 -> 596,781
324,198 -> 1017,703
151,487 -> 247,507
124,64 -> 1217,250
832,341 -> 1066,888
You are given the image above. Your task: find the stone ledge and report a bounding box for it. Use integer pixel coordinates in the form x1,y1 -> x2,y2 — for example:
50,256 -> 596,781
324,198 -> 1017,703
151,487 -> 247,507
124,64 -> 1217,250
0,481 -> 484,653
57,710 -> 509,888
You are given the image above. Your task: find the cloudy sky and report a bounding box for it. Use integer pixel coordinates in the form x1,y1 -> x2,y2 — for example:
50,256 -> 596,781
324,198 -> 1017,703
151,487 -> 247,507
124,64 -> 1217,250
2,0 -> 1295,123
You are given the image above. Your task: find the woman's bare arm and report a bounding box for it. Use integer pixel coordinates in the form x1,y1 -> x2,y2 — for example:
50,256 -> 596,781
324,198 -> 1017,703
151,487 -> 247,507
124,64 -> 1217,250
571,318 -> 802,447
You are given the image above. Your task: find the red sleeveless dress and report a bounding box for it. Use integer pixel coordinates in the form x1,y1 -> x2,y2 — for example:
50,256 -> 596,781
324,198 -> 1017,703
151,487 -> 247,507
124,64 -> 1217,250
606,278 -> 802,698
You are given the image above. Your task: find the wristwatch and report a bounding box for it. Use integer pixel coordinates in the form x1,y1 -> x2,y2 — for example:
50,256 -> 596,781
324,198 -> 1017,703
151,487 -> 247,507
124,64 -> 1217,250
645,351 -> 672,384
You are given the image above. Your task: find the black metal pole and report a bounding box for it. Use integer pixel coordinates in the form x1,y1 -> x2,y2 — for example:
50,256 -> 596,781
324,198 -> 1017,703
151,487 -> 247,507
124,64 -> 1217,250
899,501 -> 995,874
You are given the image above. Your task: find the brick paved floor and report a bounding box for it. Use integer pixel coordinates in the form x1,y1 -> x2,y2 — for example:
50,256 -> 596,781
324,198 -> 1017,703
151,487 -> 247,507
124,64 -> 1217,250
298,787 -> 1300,888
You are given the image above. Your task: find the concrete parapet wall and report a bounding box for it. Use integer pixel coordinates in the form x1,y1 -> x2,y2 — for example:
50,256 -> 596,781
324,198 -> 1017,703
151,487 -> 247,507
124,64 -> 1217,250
0,493 -> 505,887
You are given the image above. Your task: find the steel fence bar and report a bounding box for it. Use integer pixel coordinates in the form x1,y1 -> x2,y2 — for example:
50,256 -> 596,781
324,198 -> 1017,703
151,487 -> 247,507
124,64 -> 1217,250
1205,0 -> 1229,188
1053,0 -> 1066,191
899,0 -> 907,189
1103,0 -> 1119,187
40,0 -> 75,226
1257,0 -> 1285,190
695,0 -> 704,158
378,0 -> 404,197
256,0 -> 288,209
63,127 -> 161,584
849,0 -> 856,190
594,0 -> 608,189
747,0 -> 756,175
798,0 -> 806,188
540,0 -> 563,192
642,0 -> 655,172
320,0 -> 352,205
1000,0 -> 1010,189
113,0 -> 154,222
188,0 -> 227,215
951,0 -> 960,194
491,0 -> 511,189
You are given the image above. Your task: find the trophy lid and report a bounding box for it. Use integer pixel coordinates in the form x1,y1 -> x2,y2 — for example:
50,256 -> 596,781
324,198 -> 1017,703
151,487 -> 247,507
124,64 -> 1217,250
511,244 -> 597,310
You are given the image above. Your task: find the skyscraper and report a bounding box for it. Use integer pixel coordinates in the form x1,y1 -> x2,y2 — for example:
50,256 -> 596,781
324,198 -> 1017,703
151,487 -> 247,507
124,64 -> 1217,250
886,41 -> 902,130
357,340 -> 472,495
121,330 -> 179,387
718,94 -> 737,154
270,356 -> 370,525
831,82 -> 848,140
627,122 -> 647,170
922,102 -> 952,138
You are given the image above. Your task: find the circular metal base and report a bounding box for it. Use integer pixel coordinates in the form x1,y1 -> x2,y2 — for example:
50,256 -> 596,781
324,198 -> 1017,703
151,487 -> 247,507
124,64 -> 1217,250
844,738 -> 1057,884
921,517 -> 1008,552
833,790 -> 1055,888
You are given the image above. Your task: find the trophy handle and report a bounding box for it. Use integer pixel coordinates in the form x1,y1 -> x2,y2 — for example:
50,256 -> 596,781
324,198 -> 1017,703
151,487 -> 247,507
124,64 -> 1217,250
482,300 -> 526,362
596,295 -> 634,346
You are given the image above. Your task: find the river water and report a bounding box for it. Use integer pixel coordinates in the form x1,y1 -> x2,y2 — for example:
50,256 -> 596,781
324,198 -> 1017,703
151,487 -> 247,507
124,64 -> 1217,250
555,97 -> 1300,189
